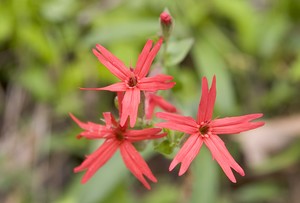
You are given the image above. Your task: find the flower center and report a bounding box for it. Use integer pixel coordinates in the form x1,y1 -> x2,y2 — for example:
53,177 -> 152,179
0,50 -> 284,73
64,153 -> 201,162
115,130 -> 124,141
127,76 -> 138,88
199,122 -> 211,137
199,125 -> 209,135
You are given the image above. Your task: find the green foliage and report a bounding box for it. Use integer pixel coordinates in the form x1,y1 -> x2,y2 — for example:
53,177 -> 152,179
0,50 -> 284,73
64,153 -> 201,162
233,181 -> 284,203
165,38 -> 194,66
189,147 -> 219,203
1,0 -> 300,202
154,139 -> 174,155
142,183 -> 181,203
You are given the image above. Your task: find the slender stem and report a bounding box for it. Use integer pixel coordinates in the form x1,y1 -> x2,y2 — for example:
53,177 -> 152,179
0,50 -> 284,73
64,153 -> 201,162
162,39 -> 169,67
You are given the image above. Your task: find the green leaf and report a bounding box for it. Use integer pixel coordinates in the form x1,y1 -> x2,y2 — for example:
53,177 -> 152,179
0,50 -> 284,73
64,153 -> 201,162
258,15 -> 290,57
289,54 -> 300,82
189,146 -> 219,203
234,181 -> 284,203
18,24 -> 57,62
55,146 -> 155,203
55,151 -> 126,203
212,0 -> 259,53
0,5 -> 13,43
100,182 -> 136,203
192,38 -> 236,114
54,93 -> 83,116
41,0 -> 79,22
170,68 -> 199,116
19,67 -> 55,101
166,38 -> 194,66
142,183 -> 180,203
154,140 -> 174,155
83,20 -> 158,47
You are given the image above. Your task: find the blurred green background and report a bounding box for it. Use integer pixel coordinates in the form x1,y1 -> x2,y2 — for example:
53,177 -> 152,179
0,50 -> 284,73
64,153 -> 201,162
1,0 -> 300,203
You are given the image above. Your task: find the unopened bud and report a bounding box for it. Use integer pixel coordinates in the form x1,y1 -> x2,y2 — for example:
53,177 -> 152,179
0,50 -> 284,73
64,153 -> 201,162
160,11 -> 172,26
160,11 -> 173,40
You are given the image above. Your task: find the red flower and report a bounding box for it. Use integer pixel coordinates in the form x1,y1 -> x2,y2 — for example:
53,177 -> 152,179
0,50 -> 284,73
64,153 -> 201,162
82,38 -> 175,127
70,113 -> 166,189
145,92 -> 177,120
156,76 -> 264,182
160,11 -> 173,40
160,11 -> 172,26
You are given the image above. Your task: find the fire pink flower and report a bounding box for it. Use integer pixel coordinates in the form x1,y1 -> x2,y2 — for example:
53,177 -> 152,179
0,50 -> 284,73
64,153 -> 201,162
145,92 -> 177,120
156,76 -> 264,182
160,11 -> 172,26
81,38 -> 175,127
70,112 -> 166,189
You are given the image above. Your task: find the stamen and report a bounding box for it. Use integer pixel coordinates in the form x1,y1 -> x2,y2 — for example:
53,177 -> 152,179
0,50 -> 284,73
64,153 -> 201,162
200,125 -> 209,135
128,76 -> 138,87
199,122 -> 211,137
115,130 -> 124,141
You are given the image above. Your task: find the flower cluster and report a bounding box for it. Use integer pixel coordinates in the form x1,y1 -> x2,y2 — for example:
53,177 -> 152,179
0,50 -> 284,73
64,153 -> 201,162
70,11 -> 264,189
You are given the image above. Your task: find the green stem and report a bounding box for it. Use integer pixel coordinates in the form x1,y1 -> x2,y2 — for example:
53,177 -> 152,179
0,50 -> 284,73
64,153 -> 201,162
162,39 -> 169,67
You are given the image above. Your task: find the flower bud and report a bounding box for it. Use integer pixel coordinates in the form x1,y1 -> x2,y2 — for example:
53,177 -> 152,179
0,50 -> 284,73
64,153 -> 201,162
160,11 -> 172,26
160,11 -> 173,40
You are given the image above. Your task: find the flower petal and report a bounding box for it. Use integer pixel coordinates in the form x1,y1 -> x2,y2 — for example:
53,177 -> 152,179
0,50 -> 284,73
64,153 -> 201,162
69,113 -> 111,139
134,40 -> 153,76
102,112 -> 118,129
156,112 -> 198,129
70,113 -> 96,130
78,130 -> 113,139
136,38 -> 163,78
197,77 -> 208,122
125,128 -> 166,142
156,122 -> 198,134
210,134 -> 244,176
76,139 -> 119,184
140,74 -> 173,83
203,138 -> 237,183
169,134 -> 202,175
120,88 -> 140,127
94,45 -> 131,80
120,142 -> 157,190
212,121 -> 265,134
197,76 -> 216,123
211,113 -> 263,127
152,96 -> 177,113
145,95 -> 156,119
139,75 -> 175,91
80,82 -> 126,92
178,136 -> 203,176
206,76 -> 216,121
145,93 -> 177,119
74,140 -> 110,172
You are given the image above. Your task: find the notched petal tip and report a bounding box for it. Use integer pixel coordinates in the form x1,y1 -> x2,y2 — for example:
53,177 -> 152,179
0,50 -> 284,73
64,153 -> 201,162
169,160 -> 179,174
202,76 -> 208,86
157,37 -> 164,44
230,177 -> 237,183
247,113 -> 264,121
69,113 -> 85,128
144,183 -> 152,190
81,174 -> 91,184
92,48 -> 100,56
69,113 -> 77,121
74,166 -> 82,173
178,169 -> 186,176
